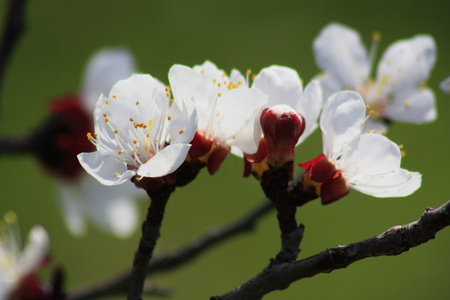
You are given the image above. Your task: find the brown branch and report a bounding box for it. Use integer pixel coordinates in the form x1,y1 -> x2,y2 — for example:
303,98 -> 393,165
69,200 -> 274,300
211,200 -> 450,300
0,0 -> 28,109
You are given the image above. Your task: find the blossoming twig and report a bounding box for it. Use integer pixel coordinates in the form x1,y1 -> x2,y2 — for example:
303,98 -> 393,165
211,199 -> 450,300
69,199 -> 274,299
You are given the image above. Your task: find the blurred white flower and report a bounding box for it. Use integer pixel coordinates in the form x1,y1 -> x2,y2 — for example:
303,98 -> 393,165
0,212 -> 49,300
300,91 -> 422,204
439,76 -> 450,95
52,48 -> 144,238
313,23 -> 436,132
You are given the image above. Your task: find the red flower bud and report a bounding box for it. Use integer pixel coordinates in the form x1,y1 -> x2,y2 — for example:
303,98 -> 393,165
261,105 -> 305,167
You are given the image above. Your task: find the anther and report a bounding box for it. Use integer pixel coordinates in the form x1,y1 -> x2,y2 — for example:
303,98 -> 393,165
118,150 -> 123,155
179,130 -> 184,134
381,131 -> 386,135
114,129 -> 119,134
87,132 -> 94,141
112,95 -> 117,99
133,139 -> 137,144
115,172 -> 120,177
133,148 -> 138,152
167,116 -> 172,121
136,101 -> 140,105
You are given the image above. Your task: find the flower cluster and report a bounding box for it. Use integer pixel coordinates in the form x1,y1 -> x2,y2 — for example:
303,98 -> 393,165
77,23 -> 435,208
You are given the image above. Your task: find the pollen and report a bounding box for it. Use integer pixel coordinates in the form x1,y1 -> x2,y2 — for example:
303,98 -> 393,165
87,132 -> 94,141
105,100 -> 109,105
246,69 -> 252,75
112,95 -> 117,99
381,130 -> 386,135
167,116 -> 172,121
366,129 -> 371,134
365,105 -> 370,110
115,172 -> 120,177
373,31 -> 381,41
114,129 -> 119,134
104,118 -> 109,123
118,150 -> 123,155
103,113 -> 107,117
217,92 -> 222,97
136,101 -> 140,105
165,86 -> 170,92
399,144 -> 404,149
252,75 -> 256,80
217,82 -> 221,87
401,151 -> 406,157
179,130 -> 184,134
369,110 -> 375,115
133,139 -> 137,144
133,148 -> 138,152
130,118 -> 134,122
170,99 -> 174,103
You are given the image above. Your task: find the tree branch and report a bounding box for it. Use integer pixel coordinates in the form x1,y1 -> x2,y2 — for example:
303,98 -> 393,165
0,0 -> 28,111
69,200 -> 274,300
211,199 -> 450,300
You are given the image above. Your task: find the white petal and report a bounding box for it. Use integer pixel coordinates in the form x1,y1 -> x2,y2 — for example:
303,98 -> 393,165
363,119 -> 388,133
57,181 -> 87,236
375,35 -> 436,96
350,170 -> 421,198
81,48 -> 136,113
340,134 -> 401,177
137,144 -> 191,177
229,112 -> 263,155
439,76 -> 450,95
79,175 -> 141,238
253,65 -> 303,108
384,88 -> 436,123
313,73 -> 342,103
215,88 -> 267,141
77,151 -> 135,186
18,226 -> 49,275
297,80 -> 323,144
313,23 -> 369,89
320,91 -> 366,158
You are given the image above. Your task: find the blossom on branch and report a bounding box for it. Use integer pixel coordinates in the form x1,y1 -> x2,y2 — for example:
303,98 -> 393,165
239,66 -> 322,178
313,23 -> 436,132
77,71 -> 197,187
0,212 -> 50,300
175,61 -> 267,174
40,49 -> 144,238
300,91 -> 422,204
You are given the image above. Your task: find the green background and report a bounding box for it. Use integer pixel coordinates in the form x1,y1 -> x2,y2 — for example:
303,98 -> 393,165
1,0 -> 449,299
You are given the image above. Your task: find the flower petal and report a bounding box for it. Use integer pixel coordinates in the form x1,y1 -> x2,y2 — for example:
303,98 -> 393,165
137,143 -> 191,177
215,88 -> 267,141
375,35 -> 436,96
320,91 -> 366,159
253,65 -> 303,108
350,169 -> 421,198
384,88 -> 436,123
339,134 -> 401,177
19,225 -> 49,275
81,48 -> 136,113
57,181 -> 87,236
297,80 -> 323,144
77,151 -> 135,185
313,23 -> 369,89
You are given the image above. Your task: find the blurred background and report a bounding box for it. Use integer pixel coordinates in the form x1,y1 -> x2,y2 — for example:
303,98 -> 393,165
0,0 -> 449,299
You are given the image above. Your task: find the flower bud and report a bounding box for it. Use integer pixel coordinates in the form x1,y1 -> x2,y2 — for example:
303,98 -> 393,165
261,105 -> 305,167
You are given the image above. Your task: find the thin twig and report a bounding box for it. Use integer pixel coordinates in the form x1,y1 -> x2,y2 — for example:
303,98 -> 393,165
128,184 -> 175,300
69,200 -> 274,300
211,200 -> 450,300
0,0 -> 28,111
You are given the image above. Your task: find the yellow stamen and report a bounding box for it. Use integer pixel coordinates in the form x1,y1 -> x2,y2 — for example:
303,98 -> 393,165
118,150 -> 123,155
365,129 -> 371,134
136,101 -> 140,105
133,139 -> 137,144
112,95 -> 117,99
401,151 -> 406,157
133,148 -> 138,152
130,118 -> 134,122
167,116 -> 172,121
381,130 -> 386,135
115,172 -> 120,177
87,132 -> 94,141
114,129 -> 118,134
179,130 -> 184,134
